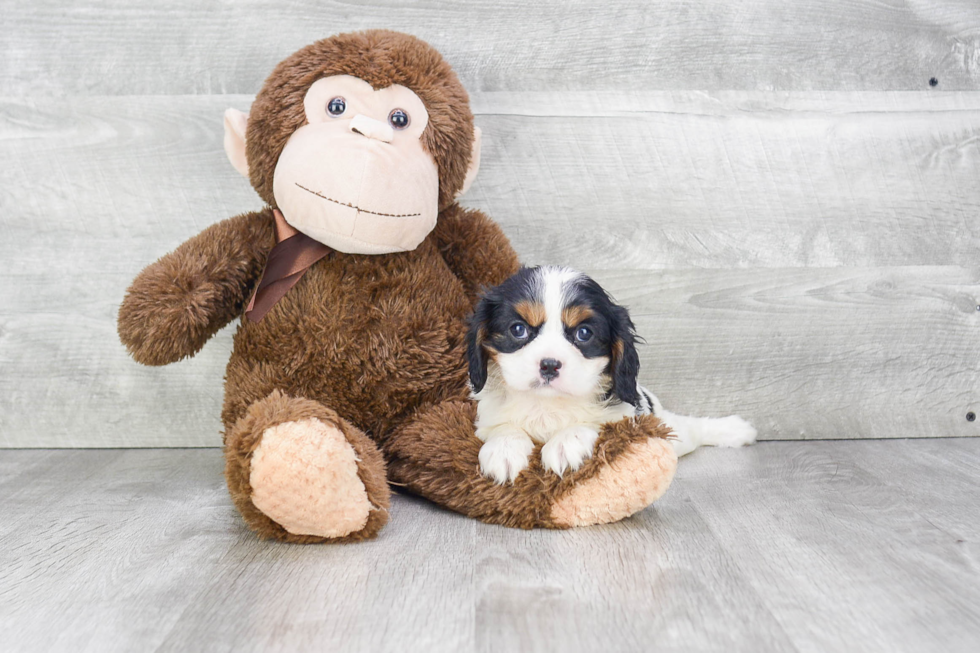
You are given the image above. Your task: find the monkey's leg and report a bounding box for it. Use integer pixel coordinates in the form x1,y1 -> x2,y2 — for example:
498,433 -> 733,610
224,390 -> 390,543
383,401 -> 678,529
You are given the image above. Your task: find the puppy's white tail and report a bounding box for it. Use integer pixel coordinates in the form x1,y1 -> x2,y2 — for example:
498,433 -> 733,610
637,388 -> 757,457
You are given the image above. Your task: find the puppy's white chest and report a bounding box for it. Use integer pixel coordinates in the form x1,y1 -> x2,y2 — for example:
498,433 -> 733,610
511,399 -> 579,443
475,390 -> 635,444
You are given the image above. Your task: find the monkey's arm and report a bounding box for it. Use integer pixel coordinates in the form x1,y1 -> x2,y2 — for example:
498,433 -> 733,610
432,204 -> 520,302
118,209 -> 275,366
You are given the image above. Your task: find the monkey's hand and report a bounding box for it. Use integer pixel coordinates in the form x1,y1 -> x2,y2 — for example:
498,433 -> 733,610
432,204 -> 519,304
118,210 -> 274,366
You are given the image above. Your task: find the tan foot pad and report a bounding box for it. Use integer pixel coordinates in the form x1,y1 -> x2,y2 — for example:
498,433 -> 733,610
551,437 -> 678,528
249,418 -> 372,538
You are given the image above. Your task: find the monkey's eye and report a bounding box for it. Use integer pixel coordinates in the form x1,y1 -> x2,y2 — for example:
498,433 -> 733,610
574,326 -> 593,343
326,97 -> 346,116
510,323 -> 529,340
388,108 -> 410,130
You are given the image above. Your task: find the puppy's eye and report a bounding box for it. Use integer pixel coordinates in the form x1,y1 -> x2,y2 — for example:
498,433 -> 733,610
510,323 -> 529,339
574,326 -> 593,343
326,97 -> 346,116
388,108 -> 410,130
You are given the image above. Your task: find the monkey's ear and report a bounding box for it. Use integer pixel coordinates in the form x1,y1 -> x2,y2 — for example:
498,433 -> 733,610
456,126 -> 481,198
223,108 -> 250,178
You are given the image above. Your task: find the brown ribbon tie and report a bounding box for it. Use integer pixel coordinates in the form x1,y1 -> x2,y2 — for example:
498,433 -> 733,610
245,209 -> 330,322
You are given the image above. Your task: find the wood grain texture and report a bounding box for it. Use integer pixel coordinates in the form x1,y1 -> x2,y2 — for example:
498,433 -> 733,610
2,91 -> 979,446
677,439 -> 980,653
2,441 -> 979,652
2,0 -> 979,96
596,266 -> 980,441
470,91 -> 980,269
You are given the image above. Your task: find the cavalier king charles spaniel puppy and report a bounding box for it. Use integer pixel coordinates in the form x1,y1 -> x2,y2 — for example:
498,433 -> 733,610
467,266 -> 757,484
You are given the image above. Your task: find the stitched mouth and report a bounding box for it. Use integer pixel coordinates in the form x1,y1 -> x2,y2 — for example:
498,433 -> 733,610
295,183 -> 422,218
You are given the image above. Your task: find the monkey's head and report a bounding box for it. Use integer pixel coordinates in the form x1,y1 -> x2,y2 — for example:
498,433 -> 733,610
223,30 -> 480,255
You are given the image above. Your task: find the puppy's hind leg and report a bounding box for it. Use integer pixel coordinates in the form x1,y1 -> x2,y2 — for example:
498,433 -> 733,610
640,391 -> 757,457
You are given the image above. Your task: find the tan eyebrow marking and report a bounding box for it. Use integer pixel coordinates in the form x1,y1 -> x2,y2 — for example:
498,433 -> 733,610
562,305 -> 594,328
515,300 -> 546,328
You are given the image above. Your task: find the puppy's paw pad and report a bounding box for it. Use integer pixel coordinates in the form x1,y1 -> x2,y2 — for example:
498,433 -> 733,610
479,434 -> 534,484
711,415 -> 758,448
541,426 -> 600,476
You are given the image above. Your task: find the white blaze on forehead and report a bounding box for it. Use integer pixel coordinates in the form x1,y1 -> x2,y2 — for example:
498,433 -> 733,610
519,266 -> 590,375
540,266 -> 584,333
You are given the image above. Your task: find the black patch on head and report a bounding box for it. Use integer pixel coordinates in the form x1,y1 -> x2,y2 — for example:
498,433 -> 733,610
562,274 -> 641,406
466,266 -> 543,392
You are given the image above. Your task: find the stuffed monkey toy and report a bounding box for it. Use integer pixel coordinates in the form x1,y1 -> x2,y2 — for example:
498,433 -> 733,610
118,30 -> 677,543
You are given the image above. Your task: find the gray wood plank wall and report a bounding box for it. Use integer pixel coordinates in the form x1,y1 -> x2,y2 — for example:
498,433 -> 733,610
1,1 -> 979,446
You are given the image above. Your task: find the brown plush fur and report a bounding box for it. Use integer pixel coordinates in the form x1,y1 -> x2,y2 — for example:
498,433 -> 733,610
218,204 -> 511,441
118,30 -> 675,542
118,210 -> 274,365
386,403 -> 673,529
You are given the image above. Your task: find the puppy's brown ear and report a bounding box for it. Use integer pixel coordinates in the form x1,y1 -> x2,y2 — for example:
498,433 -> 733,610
466,297 -> 493,393
609,305 -> 641,406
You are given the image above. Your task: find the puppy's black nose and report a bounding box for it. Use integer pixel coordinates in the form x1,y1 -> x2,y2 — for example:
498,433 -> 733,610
540,358 -> 562,380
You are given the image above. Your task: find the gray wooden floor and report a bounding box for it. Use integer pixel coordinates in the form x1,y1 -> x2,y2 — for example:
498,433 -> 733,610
2,440 -> 978,652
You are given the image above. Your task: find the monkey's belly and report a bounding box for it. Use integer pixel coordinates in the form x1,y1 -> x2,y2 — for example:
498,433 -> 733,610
222,246 -> 472,437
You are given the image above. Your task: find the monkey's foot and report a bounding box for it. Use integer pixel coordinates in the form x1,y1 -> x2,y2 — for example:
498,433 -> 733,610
250,418 -> 376,537
225,391 -> 390,543
550,427 -> 677,528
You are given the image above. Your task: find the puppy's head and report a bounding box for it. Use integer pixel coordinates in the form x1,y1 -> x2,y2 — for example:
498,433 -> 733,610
466,266 -> 640,405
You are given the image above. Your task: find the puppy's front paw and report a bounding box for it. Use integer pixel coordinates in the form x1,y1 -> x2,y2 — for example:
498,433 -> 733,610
707,415 -> 758,448
541,425 -> 600,477
479,432 -> 534,484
